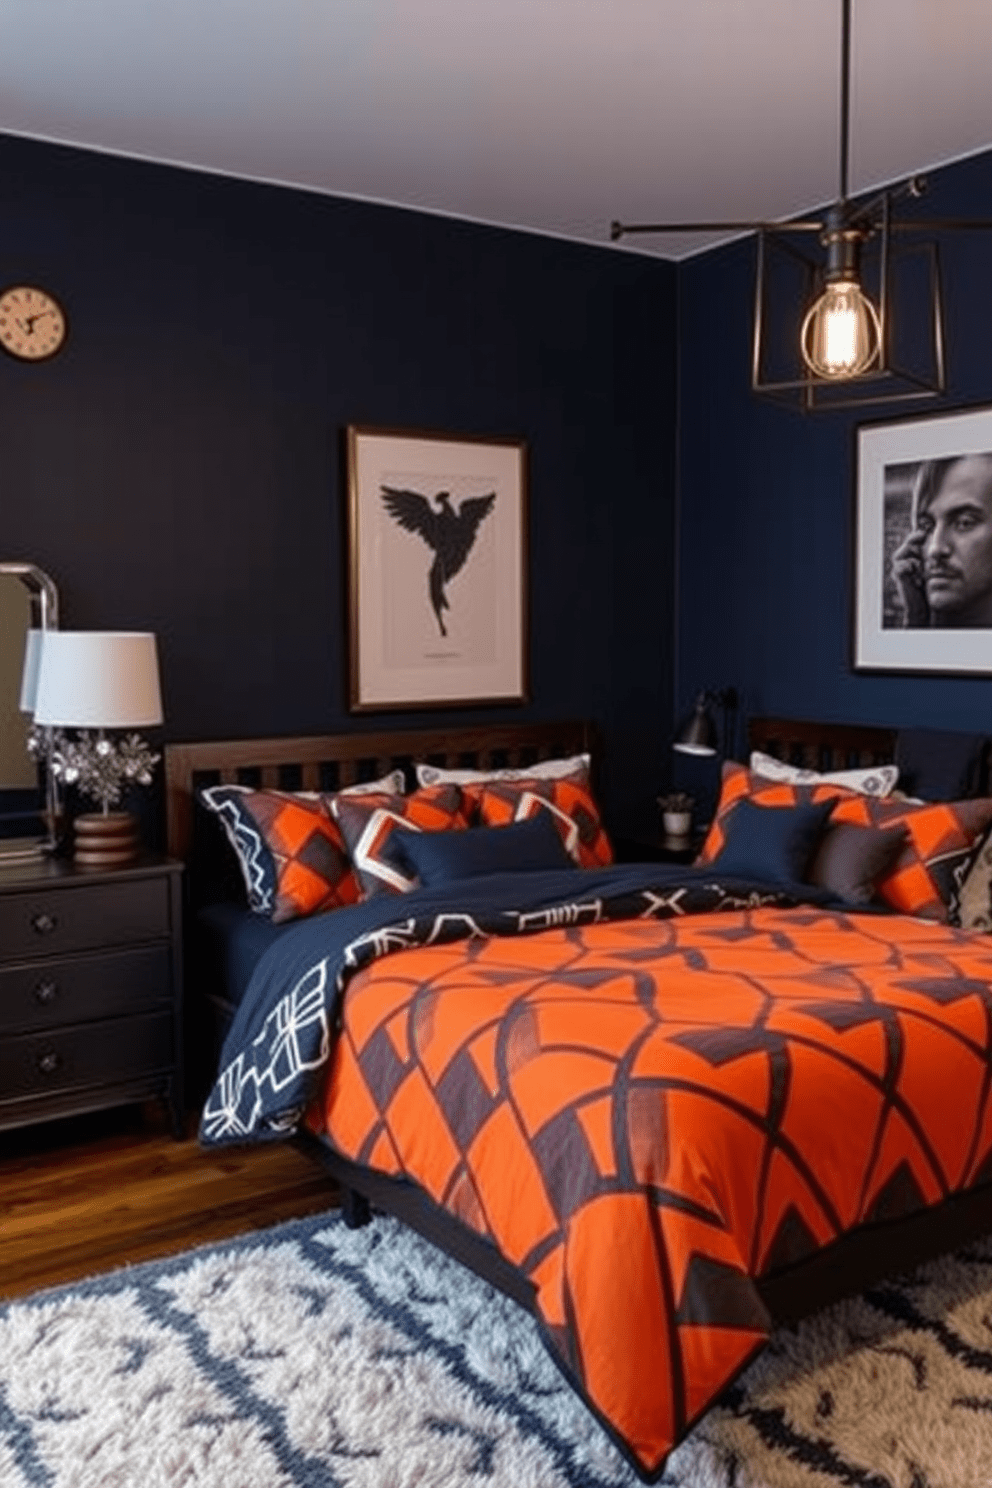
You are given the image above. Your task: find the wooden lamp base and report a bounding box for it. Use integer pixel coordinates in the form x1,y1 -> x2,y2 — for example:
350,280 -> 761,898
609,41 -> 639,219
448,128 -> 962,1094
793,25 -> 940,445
73,812 -> 141,867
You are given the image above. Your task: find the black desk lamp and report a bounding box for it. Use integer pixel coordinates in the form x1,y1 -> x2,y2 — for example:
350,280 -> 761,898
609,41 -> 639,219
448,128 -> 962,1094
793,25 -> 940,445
673,688 -> 738,761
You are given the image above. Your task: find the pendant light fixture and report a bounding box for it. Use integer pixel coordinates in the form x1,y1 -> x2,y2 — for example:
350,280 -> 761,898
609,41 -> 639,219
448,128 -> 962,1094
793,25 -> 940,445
799,209 -> 881,378
611,0 -> 992,411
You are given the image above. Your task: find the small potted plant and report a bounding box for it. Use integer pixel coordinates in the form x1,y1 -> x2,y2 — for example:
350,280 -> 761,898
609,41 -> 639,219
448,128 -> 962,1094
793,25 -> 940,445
658,791 -> 694,839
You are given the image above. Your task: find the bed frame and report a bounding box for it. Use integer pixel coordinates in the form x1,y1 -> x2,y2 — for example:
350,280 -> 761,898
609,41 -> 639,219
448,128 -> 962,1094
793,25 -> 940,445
164,716 -> 992,1333
747,715 -> 897,771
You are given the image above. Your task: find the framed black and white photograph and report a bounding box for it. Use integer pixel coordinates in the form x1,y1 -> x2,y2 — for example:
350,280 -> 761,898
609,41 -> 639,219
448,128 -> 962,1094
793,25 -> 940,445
346,425 -> 528,711
854,404 -> 992,674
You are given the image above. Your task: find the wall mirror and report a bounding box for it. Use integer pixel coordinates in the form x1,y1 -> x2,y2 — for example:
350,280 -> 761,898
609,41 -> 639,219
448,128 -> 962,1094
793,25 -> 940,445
0,562 -> 59,860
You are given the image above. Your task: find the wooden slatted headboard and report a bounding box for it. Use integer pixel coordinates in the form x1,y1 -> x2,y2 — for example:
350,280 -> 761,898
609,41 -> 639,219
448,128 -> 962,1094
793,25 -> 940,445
747,717 -> 897,771
164,719 -> 595,863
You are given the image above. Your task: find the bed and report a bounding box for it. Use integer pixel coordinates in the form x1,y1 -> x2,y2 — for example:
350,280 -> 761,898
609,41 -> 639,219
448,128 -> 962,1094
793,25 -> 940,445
165,716 -> 992,1482
166,720 -> 595,1080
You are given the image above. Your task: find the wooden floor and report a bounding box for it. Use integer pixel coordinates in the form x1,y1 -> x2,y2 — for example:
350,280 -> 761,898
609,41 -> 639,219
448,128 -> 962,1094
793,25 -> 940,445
0,1101 -> 340,1302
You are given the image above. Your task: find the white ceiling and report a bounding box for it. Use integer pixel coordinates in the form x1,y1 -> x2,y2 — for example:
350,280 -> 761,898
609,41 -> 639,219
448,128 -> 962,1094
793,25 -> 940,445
2,0 -> 992,260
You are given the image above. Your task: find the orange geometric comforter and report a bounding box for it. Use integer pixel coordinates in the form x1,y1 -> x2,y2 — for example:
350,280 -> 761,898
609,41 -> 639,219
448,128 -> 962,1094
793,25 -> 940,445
312,905 -> 992,1478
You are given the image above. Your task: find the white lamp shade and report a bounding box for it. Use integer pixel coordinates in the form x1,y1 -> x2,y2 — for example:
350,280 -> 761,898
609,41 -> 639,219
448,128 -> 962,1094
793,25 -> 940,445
32,631 -> 164,729
19,628 -> 44,713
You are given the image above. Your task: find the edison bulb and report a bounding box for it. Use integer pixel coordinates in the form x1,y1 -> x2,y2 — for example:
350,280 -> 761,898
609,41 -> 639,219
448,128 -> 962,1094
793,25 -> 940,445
800,279 -> 881,379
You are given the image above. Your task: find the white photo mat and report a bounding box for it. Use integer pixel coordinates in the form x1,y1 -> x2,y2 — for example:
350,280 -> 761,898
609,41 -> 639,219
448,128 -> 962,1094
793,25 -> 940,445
347,426 -> 527,709
855,404 -> 992,674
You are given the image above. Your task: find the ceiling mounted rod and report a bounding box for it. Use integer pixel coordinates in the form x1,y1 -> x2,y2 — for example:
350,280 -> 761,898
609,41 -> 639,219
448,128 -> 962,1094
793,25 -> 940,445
839,0 -> 852,203
610,5 -> 992,249
610,218 -> 824,240
888,218 -> 992,232
613,209 -> 992,244
608,0 -> 978,407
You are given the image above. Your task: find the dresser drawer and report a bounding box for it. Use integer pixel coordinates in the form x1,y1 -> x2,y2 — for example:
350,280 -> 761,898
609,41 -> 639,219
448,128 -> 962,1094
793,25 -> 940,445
0,1009 -> 174,1101
0,945 -> 173,1035
0,876 -> 170,960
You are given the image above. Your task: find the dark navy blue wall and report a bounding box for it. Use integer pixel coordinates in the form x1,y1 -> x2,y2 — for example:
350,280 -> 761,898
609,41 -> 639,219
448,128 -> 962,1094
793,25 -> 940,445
0,134 -> 677,836
676,145 -> 992,804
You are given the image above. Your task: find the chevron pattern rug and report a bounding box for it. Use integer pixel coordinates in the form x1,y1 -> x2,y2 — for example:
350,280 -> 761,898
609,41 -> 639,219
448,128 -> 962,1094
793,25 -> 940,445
3,1210 -> 992,1487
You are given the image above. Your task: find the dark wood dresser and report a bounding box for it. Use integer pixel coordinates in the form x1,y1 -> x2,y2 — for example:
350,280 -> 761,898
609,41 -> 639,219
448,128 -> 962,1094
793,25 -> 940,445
0,854 -> 184,1138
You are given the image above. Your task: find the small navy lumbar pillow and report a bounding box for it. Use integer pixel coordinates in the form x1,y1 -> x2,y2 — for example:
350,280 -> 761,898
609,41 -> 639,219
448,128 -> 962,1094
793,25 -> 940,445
710,796 -> 836,884
397,812 -> 575,886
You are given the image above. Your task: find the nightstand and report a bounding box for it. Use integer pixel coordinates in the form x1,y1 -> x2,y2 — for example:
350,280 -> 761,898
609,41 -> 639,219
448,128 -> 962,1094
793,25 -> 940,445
0,855 -> 185,1139
614,830 -> 707,865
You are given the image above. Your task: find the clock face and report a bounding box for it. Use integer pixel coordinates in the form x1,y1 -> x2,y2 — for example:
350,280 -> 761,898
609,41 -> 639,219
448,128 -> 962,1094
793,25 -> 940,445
0,285 -> 67,361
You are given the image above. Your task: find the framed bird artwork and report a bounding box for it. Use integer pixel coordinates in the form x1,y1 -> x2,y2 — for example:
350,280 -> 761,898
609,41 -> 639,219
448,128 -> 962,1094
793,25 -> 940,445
345,425 -> 528,710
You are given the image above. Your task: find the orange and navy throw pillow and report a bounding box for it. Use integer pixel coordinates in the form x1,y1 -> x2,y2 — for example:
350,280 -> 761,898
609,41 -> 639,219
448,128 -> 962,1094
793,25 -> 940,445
475,768 -> 613,868
698,761 -> 992,922
331,783 -> 471,898
200,786 -> 360,923
829,792 -> 992,921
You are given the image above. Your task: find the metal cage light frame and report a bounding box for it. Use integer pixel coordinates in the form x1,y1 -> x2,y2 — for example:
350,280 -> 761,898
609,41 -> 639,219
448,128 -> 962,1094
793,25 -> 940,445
611,0 -> 989,412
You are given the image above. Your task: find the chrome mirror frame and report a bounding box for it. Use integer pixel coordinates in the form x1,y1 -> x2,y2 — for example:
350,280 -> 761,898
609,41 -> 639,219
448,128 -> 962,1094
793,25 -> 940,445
0,562 -> 60,861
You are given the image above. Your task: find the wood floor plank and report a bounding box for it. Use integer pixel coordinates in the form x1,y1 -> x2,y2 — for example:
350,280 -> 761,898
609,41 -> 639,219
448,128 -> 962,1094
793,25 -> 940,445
0,1103 -> 339,1300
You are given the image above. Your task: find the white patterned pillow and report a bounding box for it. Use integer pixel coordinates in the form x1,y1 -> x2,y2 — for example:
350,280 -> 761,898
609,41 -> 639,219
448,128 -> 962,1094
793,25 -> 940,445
415,752 -> 590,788
749,750 -> 898,798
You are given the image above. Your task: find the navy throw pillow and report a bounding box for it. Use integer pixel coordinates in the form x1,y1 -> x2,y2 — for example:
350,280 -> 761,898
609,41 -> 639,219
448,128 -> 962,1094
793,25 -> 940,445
710,797 -> 836,884
397,813 -> 574,886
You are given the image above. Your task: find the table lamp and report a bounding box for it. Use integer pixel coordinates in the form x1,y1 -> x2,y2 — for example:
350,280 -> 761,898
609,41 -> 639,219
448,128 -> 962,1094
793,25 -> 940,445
32,631 -> 163,866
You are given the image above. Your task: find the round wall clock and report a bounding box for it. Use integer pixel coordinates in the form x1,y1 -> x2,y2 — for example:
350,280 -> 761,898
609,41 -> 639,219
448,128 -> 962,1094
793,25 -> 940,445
0,285 -> 67,361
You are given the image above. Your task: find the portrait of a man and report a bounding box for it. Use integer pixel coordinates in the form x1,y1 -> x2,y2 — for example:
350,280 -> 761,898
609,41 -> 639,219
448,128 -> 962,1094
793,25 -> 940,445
884,451 -> 992,629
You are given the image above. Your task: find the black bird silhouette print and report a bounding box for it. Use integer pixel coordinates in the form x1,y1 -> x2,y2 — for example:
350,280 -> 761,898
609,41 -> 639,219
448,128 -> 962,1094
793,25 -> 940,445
381,486 -> 496,637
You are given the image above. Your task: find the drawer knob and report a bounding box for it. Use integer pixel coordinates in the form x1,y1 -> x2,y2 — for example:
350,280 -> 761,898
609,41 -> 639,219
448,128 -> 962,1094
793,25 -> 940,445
37,1050 -> 61,1076
31,912 -> 58,935
34,980 -> 59,1005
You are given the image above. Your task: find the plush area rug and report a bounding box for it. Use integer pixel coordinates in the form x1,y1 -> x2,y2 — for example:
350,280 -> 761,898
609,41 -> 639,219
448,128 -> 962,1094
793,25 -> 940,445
2,1210 -> 992,1487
